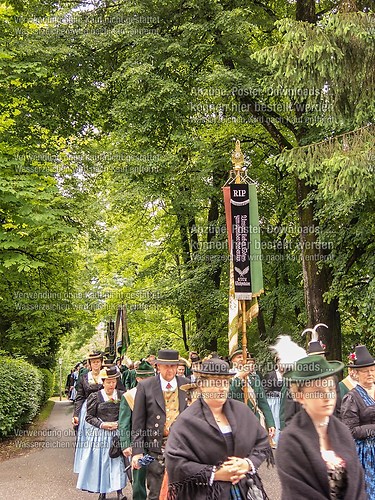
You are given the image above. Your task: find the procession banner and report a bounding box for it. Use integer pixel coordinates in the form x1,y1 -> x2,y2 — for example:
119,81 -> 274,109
248,183 -> 263,297
114,305 -> 131,356
230,184 -> 252,300
224,182 -> 264,352
120,305 -> 131,354
106,320 -> 116,358
114,307 -> 123,356
223,186 -> 239,355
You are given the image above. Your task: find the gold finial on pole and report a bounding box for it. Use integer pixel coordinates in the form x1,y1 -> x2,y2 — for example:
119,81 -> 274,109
231,140 -> 244,183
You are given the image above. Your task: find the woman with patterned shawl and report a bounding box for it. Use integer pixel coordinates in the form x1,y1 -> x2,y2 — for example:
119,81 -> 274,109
341,345 -> 375,499
165,358 -> 273,500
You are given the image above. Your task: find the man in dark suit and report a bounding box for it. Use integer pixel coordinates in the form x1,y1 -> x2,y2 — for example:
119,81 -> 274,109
131,349 -> 189,500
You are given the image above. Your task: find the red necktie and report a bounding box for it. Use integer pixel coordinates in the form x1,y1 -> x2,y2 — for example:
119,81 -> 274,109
166,383 -> 172,390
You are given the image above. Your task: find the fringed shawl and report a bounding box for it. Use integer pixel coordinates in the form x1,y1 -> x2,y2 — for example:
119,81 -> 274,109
165,397 -> 273,500
276,409 -> 367,500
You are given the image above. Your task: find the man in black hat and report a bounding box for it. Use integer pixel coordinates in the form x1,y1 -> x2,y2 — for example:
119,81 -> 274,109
131,349 -> 189,500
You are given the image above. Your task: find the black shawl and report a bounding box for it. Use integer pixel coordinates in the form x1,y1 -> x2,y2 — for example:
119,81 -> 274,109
165,396 -> 273,500
341,386 -> 375,439
276,409 -> 366,500
73,373 -> 102,417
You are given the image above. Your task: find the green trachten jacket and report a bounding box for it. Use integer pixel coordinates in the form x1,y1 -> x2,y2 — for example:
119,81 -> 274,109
229,373 -> 275,429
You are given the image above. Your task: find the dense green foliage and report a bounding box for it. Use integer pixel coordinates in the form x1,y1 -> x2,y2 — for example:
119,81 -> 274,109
0,356 -> 53,436
39,367 -> 55,404
0,0 -> 374,373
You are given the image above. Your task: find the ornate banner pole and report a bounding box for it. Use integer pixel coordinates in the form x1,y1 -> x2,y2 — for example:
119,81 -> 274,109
223,140 -> 264,405
231,143 -> 249,385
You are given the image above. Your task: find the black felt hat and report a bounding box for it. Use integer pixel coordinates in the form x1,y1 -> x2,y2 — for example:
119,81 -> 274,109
348,345 -> 375,369
307,341 -> 327,356
88,351 -> 104,360
156,349 -> 180,365
135,361 -> 155,378
103,359 -> 115,367
99,366 -> 121,379
193,358 -> 234,377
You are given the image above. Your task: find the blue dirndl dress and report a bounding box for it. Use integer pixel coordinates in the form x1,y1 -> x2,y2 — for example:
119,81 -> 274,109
74,400 -> 89,473
355,438 -> 375,499
76,389 -> 126,494
73,372 -> 103,474
352,385 -> 375,499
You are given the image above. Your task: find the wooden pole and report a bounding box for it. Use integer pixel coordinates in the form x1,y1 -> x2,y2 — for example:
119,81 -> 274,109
232,140 -> 249,404
241,299 -> 249,405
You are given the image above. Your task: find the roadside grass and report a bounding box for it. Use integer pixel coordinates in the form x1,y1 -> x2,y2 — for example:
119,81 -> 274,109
0,399 -> 56,462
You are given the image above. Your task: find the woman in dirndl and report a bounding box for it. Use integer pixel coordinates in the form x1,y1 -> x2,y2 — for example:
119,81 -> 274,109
165,358 -> 273,500
341,345 -> 375,499
73,351 -> 103,473
76,365 -> 126,500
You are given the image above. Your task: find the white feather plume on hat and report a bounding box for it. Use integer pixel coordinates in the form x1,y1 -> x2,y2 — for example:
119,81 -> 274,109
270,335 -> 307,370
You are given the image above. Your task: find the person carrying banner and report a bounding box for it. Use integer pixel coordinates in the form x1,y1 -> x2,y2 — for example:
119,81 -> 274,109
229,349 -> 276,440
262,355 -> 283,446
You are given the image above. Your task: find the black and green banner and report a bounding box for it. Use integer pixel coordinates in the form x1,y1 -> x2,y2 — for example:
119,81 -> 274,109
230,184 -> 252,300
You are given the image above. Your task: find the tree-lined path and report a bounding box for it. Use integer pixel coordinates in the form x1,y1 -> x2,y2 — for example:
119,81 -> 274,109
0,400 -> 132,500
2,0 -> 374,496
0,400 -> 281,499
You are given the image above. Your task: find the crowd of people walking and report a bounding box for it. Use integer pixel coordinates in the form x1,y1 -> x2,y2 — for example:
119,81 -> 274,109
68,328 -> 375,500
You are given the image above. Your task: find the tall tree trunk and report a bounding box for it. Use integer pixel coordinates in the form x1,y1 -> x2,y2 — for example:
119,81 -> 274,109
296,0 -> 316,23
195,160 -> 227,353
294,0 -> 342,360
296,180 -> 342,359
180,310 -> 189,352
207,160 -> 227,289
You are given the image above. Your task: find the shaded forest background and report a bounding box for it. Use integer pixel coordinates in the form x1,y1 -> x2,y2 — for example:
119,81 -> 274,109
1,0 -> 375,376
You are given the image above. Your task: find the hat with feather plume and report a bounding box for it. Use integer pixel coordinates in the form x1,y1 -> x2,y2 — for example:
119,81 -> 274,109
270,335 -> 307,372
302,323 -> 328,355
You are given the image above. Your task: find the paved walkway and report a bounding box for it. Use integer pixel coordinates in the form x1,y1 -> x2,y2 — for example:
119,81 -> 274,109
0,400 -> 281,499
